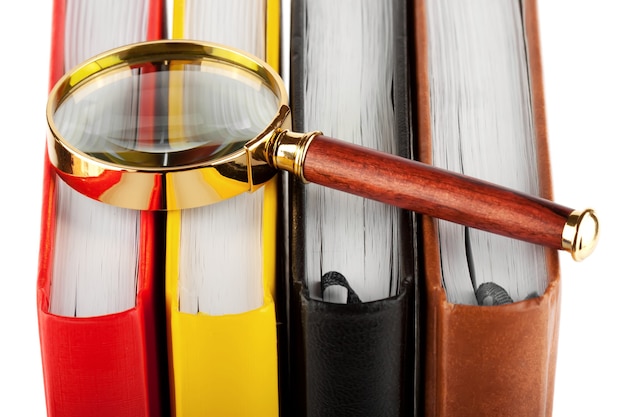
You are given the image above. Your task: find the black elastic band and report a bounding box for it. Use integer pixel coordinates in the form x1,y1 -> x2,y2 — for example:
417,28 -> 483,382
321,271 -> 362,304
475,282 -> 513,306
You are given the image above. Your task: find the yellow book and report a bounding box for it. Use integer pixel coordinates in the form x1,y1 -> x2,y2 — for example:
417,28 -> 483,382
165,0 -> 280,415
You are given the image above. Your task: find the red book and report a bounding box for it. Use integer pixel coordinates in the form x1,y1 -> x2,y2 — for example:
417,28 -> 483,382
37,1 -> 166,416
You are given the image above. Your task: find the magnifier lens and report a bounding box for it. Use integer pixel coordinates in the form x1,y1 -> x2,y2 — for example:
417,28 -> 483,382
53,58 -> 281,167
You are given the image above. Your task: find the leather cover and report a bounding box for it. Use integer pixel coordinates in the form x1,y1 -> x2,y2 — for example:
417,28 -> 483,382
283,0 -> 418,415
414,0 -> 562,416
291,280 -> 415,417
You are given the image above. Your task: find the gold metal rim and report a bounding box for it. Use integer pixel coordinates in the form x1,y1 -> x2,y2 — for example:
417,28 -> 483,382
46,40 -> 290,210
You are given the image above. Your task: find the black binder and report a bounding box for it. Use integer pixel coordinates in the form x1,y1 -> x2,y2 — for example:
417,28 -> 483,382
281,0 -> 419,415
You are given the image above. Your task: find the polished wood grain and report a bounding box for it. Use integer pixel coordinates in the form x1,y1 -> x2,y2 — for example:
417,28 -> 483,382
303,135 -> 573,250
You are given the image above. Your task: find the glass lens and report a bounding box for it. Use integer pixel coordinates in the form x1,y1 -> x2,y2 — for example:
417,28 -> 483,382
53,59 -> 280,167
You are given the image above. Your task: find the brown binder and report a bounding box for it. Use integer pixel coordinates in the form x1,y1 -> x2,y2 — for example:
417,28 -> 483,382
414,0 -> 562,416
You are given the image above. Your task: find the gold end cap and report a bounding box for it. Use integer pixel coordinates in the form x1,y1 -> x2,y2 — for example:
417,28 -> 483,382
562,208 -> 600,261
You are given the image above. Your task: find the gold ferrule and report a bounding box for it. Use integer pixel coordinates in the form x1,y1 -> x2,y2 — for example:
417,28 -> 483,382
267,130 -> 321,183
562,208 -> 600,261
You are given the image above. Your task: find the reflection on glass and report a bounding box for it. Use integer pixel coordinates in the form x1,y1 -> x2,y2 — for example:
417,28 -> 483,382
53,60 -> 280,167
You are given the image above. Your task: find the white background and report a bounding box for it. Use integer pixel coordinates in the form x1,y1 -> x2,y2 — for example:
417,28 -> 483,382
0,0 -> 623,415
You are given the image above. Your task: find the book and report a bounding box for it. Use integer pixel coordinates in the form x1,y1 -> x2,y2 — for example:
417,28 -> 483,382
284,0 -> 417,415
37,0 -> 168,415
415,0 -> 561,415
164,0 -> 281,415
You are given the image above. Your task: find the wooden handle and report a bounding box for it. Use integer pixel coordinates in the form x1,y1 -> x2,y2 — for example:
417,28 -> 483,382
302,135 -> 586,253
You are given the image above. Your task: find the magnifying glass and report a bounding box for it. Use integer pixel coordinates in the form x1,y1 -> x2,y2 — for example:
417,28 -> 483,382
46,40 -> 599,261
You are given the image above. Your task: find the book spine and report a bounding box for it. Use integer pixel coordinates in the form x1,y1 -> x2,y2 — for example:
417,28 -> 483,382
37,1 -> 167,415
415,0 -> 562,415
38,311 -> 159,417
167,294 -> 280,416
165,1 -> 281,415
292,280 -> 415,417
285,0 -> 417,415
